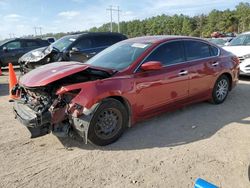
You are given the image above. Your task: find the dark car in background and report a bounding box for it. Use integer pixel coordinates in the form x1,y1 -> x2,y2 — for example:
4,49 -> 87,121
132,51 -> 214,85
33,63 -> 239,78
19,32 -> 127,73
0,38 -> 49,68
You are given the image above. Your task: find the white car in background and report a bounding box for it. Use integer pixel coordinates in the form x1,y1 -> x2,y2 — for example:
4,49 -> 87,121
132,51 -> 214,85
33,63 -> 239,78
223,31 -> 250,75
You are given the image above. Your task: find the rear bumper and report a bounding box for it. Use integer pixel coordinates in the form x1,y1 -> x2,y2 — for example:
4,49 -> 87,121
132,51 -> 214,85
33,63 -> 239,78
13,101 -> 51,138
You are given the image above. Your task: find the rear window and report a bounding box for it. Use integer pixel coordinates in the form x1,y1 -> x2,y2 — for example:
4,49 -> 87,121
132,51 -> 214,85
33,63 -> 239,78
184,41 -> 211,61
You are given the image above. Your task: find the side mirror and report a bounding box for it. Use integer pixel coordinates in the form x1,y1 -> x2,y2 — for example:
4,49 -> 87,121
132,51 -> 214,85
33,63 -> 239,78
141,61 -> 163,71
3,47 -> 8,52
71,47 -> 80,53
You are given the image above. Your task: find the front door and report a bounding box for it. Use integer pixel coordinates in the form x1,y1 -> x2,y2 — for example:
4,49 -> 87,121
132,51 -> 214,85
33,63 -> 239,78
134,41 -> 189,115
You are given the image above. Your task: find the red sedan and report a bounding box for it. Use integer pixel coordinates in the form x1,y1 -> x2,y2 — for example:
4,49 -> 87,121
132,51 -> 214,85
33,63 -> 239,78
13,36 -> 239,146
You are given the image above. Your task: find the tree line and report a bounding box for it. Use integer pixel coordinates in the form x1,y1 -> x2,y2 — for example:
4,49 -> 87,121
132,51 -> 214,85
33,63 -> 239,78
41,2 -> 250,39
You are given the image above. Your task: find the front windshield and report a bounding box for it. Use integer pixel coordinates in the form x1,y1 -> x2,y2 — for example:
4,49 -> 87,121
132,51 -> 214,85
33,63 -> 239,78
85,42 -> 152,71
51,35 -> 79,51
208,38 -> 226,46
229,34 -> 250,46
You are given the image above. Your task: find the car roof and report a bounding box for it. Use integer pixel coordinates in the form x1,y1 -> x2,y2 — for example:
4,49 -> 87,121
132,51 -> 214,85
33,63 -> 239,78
67,32 -> 126,38
124,35 -> 206,44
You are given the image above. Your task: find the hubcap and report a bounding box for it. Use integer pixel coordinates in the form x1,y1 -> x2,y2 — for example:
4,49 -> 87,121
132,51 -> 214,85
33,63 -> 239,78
94,108 -> 122,140
216,79 -> 228,101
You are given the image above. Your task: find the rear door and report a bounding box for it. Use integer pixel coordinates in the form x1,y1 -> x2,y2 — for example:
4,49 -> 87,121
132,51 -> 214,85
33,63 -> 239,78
23,39 -> 41,53
183,40 -> 221,99
134,41 -> 189,115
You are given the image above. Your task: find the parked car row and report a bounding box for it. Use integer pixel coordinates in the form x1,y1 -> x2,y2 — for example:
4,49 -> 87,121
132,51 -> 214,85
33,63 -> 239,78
19,32 -> 127,73
223,31 -> 250,76
12,35 -> 239,146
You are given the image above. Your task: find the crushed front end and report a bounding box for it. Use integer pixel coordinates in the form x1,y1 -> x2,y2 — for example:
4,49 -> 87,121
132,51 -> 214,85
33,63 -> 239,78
13,84 -> 62,138
12,83 -> 97,143
11,64 -> 111,143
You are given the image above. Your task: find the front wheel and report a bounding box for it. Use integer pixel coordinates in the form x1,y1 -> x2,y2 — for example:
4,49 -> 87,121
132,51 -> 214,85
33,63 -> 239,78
88,98 -> 128,146
211,75 -> 230,104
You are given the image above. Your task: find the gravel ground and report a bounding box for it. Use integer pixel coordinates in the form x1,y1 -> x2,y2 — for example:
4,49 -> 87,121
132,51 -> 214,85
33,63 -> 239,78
0,69 -> 250,188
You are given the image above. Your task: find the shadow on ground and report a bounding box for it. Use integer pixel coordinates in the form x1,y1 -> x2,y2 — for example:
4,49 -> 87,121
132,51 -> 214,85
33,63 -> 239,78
2,70 -> 249,150
56,81 -> 250,151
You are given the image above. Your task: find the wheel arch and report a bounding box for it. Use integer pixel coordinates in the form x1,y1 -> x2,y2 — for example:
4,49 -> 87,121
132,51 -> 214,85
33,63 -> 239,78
220,72 -> 233,91
106,96 -> 132,127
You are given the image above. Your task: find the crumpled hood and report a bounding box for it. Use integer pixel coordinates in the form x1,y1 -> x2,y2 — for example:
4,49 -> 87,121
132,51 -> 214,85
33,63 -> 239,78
20,61 -> 89,87
19,46 -> 52,62
223,46 -> 250,57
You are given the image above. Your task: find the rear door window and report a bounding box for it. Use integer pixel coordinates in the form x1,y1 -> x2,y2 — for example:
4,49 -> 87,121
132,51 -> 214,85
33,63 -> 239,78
144,41 -> 185,66
210,45 -> 219,56
184,40 -> 211,61
25,40 -> 40,47
4,41 -> 21,50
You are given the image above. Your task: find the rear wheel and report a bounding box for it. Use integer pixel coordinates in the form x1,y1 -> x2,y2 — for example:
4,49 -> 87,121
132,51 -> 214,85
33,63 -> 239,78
211,75 -> 230,104
88,98 -> 128,146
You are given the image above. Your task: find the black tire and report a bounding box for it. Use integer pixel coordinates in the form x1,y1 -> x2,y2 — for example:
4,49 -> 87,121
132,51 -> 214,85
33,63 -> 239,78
88,98 -> 128,146
211,75 -> 230,104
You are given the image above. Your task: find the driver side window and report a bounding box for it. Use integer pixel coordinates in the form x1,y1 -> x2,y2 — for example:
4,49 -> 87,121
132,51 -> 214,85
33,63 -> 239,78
144,41 -> 185,66
73,38 -> 93,50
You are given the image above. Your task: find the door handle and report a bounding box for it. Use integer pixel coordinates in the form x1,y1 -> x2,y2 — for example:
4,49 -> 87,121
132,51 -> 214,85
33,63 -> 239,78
178,70 -> 188,76
212,62 -> 219,67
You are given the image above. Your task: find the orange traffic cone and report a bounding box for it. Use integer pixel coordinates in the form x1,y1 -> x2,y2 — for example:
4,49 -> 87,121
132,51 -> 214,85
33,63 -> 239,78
8,63 -> 18,100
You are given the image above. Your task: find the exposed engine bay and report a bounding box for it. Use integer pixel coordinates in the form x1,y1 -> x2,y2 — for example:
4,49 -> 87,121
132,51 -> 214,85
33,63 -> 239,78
13,67 -> 111,143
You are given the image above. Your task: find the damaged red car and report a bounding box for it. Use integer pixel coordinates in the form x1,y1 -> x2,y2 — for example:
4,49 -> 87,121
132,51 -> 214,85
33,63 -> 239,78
12,36 -> 239,146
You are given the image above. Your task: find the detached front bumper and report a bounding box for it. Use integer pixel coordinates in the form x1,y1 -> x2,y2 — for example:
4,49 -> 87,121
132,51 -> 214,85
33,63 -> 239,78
13,101 -> 51,138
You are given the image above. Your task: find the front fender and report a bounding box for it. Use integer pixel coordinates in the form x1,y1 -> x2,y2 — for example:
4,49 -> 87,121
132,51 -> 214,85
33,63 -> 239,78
57,78 -> 133,109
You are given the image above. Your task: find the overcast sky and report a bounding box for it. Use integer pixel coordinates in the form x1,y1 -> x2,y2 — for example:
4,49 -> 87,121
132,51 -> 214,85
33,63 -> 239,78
0,0 -> 245,39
